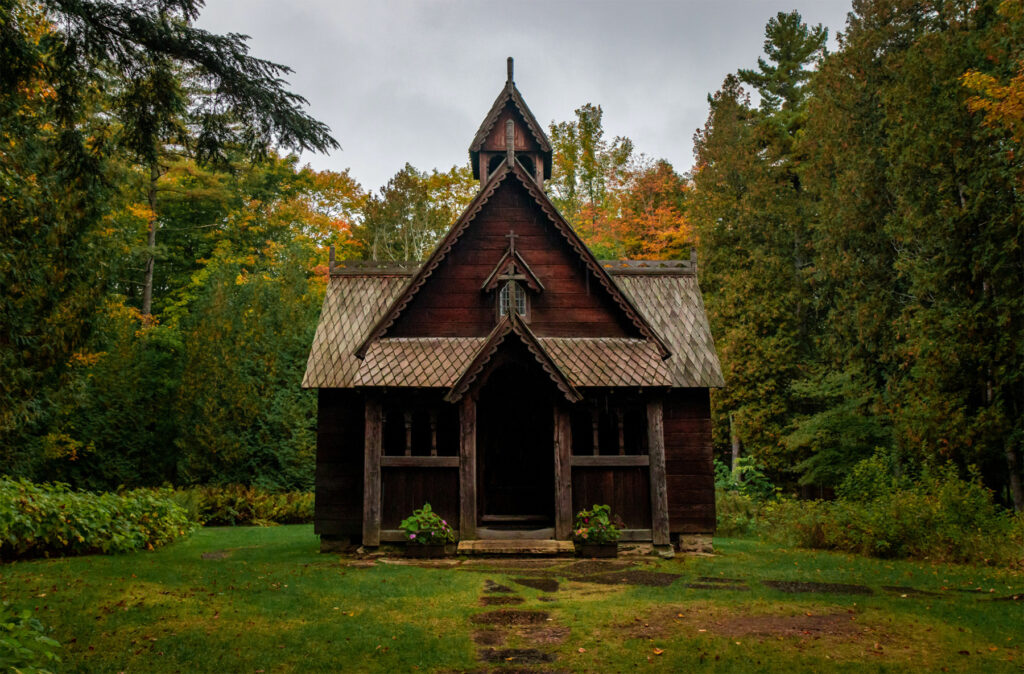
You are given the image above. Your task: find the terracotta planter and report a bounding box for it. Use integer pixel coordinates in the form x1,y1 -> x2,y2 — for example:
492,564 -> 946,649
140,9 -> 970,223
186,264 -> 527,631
576,542 -> 618,558
404,543 -> 447,558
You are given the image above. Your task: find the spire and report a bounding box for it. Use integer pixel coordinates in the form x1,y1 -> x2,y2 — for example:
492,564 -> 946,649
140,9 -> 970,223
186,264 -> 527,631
507,56 -> 514,85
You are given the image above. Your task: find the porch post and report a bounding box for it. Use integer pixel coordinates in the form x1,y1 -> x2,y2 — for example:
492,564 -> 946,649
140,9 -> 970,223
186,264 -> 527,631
553,406 -> 573,539
362,396 -> 383,547
647,397 -> 670,546
459,396 -> 477,540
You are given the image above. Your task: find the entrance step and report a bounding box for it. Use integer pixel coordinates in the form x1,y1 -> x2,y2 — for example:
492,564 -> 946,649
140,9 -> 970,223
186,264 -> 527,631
457,539 -> 575,556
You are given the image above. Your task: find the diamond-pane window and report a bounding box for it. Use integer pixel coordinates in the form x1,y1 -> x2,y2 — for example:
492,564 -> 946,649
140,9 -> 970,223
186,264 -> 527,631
498,281 -> 527,316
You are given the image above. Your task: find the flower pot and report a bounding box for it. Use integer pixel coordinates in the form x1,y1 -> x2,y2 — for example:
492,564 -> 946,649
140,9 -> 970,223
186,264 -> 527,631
576,542 -> 618,558
405,543 -> 447,558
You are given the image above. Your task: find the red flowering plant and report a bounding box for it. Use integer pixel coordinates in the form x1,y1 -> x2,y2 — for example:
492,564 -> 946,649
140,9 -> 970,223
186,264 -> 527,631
399,503 -> 456,545
573,504 -> 621,545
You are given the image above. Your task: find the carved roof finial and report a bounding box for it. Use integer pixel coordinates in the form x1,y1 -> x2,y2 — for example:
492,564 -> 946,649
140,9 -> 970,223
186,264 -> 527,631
505,119 -> 515,162
507,56 -> 514,84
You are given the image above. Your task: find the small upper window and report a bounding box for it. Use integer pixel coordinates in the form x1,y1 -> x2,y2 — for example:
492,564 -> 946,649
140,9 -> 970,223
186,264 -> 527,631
499,281 -> 527,317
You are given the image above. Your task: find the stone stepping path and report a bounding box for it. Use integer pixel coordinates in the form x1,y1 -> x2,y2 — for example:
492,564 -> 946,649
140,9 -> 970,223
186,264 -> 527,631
470,582 -> 570,671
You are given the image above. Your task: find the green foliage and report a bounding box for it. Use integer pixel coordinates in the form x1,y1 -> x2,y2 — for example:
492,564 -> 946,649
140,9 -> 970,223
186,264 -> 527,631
358,163 -> 475,261
398,503 -> 456,545
573,504 -> 622,544
713,457 -> 776,501
0,602 -> 61,674
761,465 -> 1024,566
0,478 -> 195,559
176,485 -> 313,526
714,489 -> 760,538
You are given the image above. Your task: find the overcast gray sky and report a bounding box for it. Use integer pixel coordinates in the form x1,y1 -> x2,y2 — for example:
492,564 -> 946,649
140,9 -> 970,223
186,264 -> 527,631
196,1 -> 852,192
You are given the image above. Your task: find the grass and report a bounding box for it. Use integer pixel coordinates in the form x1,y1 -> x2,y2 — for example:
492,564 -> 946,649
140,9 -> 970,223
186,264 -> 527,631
0,526 -> 1021,672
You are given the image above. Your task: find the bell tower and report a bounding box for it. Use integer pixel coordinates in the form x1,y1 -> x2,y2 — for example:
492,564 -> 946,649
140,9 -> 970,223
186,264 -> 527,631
468,57 -> 553,187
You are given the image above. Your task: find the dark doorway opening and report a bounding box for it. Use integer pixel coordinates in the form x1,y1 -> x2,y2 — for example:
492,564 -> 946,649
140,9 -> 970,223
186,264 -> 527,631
476,348 -> 555,529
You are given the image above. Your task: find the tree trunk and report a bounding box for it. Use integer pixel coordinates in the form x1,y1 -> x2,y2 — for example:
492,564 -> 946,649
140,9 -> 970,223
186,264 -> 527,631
1006,443 -> 1023,512
141,163 -> 159,317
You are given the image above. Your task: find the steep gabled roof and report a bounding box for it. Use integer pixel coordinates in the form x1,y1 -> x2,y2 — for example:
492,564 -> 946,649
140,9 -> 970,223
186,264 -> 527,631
445,311 -> 582,404
469,70 -> 552,179
302,263 -> 724,390
354,158 -> 671,360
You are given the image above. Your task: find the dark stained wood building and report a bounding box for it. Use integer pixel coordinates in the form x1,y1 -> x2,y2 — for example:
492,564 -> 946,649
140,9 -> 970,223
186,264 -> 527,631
303,60 -> 724,552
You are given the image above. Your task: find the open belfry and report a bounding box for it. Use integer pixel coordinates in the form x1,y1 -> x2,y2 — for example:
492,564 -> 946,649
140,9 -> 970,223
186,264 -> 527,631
303,59 -> 723,554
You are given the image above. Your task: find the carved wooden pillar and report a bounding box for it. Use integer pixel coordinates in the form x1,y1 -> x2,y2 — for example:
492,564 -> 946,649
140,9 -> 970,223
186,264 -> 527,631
646,398 -> 670,546
403,410 -> 413,456
459,397 -> 477,540
553,406 -> 573,540
363,397 -> 383,547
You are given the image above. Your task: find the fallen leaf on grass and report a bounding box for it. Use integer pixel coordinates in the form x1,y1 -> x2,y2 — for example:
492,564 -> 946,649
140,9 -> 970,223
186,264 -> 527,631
653,648 -> 664,655
578,647 -> 586,653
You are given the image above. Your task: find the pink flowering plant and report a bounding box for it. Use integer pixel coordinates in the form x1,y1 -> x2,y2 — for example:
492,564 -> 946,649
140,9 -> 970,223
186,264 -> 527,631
573,504 -> 621,545
399,503 -> 456,545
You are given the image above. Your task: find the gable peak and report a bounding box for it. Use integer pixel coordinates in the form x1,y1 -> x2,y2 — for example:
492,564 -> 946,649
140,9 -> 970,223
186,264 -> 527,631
470,58 -> 552,185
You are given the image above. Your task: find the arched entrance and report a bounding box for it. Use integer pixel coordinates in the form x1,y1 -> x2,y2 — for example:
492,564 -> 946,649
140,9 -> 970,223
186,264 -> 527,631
476,351 -> 555,531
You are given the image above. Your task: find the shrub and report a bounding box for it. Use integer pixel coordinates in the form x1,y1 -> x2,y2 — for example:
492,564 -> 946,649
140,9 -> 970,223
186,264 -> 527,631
399,503 -> 456,545
761,464 -> 1024,567
0,602 -> 61,673
715,488 -> 760,537
0,478 -> 195,559
178,485 -> 313,526
714,457 -> 776,501
573,504 -> 622,544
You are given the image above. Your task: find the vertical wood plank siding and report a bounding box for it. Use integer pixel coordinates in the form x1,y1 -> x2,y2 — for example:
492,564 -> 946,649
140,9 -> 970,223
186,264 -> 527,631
663,389 -> 715,533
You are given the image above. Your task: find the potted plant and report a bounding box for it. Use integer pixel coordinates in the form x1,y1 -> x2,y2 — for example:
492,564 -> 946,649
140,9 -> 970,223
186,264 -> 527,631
573,504 -> 621,557
399,503 -> 456,557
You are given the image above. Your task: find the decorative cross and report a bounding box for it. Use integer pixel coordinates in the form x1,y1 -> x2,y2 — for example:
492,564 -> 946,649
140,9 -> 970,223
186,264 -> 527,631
505,229 -> 519,254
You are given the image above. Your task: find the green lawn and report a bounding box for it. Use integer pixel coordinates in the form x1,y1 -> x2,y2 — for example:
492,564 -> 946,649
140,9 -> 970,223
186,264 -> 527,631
2,526 -> 1022,672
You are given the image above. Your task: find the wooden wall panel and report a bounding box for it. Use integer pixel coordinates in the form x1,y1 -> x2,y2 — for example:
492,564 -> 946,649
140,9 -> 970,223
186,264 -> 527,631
380,468 -> 461,531
388,178 -> 639,339
662,389 -> 715,535
571,467 -> 651,530
315,389 -> 364,537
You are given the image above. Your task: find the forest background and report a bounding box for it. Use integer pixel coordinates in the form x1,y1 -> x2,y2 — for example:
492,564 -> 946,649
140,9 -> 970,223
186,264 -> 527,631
1,0 -> 1021,512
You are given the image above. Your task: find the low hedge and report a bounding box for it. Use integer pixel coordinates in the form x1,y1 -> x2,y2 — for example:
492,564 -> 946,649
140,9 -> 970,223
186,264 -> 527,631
759,467 -> 1024,567
174,485 -> 313,526
0,478 -> 195,559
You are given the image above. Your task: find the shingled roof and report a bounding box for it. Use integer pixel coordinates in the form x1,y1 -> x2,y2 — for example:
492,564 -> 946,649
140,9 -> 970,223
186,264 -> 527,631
302,263 -> 724,390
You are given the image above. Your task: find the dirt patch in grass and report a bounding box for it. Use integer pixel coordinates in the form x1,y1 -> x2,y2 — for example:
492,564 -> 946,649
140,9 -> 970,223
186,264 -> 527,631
573,570 -> 679,587
716,612 -> 858,638
513,577 -> 559,593
478,647 -> 555,664
480,596 -> 524,606
472,629 -> 507,646
200,551 -> 231,560
471,610 -> 550,626
516,625 -> 570,645
566,560 -> 633,575
763,580 -> 874,595
484,580 -> 515,594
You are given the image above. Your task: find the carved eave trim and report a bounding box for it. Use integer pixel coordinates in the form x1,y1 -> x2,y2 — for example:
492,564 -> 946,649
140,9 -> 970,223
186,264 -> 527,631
505,162 -> 673,359
444,313 -> 582,405
353,162 -> 513,359
481,249 -> 545,293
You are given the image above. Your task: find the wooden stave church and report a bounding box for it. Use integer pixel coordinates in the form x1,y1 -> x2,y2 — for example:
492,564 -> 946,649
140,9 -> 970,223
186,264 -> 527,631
302,60 -> 724,552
